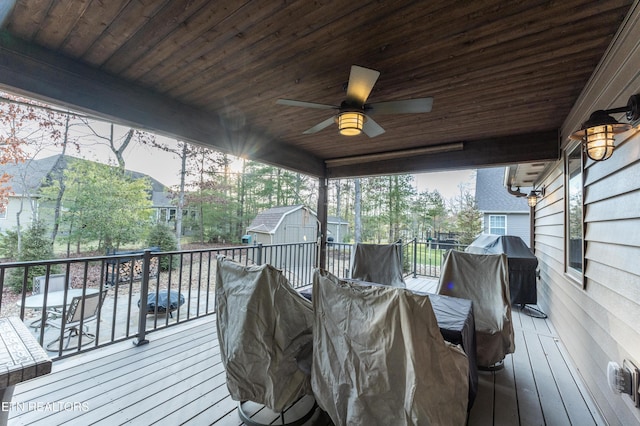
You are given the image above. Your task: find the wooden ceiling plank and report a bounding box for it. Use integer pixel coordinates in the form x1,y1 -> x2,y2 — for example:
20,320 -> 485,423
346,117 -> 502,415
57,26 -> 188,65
0,31 -> 325,177
3,0 -> 53,40
81,0 -> 172,67
134,0 -> 334,88
182,0 -> 625,101
356,12 -> 624,95
60,0 -> 131,57
102,0 -> 212,75
33,0 -> 90,50
221,50 -> 604,137
165,2 -> 473,102
146,0 -> 377,97
166,0 -> 501,100
118,0 -> 258,82
182,4 -> 624,111
220,52 -> 597,124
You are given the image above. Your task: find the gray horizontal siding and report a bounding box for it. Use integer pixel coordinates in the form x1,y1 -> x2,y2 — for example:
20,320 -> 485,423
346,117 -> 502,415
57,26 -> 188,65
534,131 -> 640,425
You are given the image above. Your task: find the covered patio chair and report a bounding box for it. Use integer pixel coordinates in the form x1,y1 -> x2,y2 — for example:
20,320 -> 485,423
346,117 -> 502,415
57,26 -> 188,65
312,269 -> 469,426
350,242 -> 406,287
46,290 -> 107,351
436,250 -> 515,369
215,256 -> 316,426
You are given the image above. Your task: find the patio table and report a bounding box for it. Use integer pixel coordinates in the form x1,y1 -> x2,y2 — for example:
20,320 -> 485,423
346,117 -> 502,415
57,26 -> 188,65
16,288 -> 100,311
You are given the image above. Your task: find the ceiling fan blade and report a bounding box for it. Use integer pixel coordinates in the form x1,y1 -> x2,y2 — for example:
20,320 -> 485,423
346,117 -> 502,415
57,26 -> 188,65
276,99 -> 337,110
366,97 -> 434,115
303,116 -> 336,134
363,116 -> 385,138
346,65 -> 380,105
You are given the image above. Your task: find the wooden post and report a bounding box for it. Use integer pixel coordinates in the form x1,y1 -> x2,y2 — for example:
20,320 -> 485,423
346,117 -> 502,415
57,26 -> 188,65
317,177 -> 328,270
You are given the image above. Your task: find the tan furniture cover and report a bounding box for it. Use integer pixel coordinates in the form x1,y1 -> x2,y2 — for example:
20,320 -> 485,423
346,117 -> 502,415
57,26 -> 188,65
312,269 -> 469,426
215,256 -> 314,412
436,250 -> 515,368
351,243 -> 406,287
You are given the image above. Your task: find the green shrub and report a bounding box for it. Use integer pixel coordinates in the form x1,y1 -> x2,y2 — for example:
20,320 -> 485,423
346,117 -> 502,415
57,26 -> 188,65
0,228 -> 19,259
7,221 -> 58,293
146,223 -> 178,271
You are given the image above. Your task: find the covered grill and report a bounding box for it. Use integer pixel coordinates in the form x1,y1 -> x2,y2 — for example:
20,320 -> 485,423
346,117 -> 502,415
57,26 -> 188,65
465,235 -> 538,306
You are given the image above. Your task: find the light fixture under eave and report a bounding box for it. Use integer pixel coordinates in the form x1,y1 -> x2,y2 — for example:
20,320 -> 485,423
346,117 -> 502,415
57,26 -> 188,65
570,94 -> 640,161
337,111 -> 365,136
527,188 -> 544,208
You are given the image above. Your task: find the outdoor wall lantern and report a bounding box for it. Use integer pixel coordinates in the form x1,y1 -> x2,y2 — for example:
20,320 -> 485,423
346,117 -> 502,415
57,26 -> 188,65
570,94 -> 640,161
527,188 -> 545,208
337,111 -> 365,136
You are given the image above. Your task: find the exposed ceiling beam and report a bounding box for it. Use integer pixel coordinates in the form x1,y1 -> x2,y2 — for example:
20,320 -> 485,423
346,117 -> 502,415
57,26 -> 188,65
327,130 -> 560,178
0,31 -> 326,177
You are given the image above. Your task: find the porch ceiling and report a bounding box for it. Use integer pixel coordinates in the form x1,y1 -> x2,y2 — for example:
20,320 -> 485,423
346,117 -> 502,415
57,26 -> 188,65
0,1 -> 633,179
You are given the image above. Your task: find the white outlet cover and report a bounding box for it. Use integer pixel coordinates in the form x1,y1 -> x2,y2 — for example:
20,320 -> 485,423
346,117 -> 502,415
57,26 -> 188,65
607,361 -> 622,393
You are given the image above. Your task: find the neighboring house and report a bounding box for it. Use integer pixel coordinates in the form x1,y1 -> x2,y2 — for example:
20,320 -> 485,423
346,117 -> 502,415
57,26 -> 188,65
0,155 -> 60,233
475,167 -> 531,246
0,154 -> 175,234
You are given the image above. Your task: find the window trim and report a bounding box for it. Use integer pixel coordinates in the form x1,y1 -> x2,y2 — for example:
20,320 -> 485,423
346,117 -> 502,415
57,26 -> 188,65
565,143 -> 585,287
488,214 -> 507,235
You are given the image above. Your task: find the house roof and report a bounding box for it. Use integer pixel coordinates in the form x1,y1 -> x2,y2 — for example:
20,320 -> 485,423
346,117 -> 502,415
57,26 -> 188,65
1,155 -> 62,195
0,1 -> 634,181
475,167 -> 529,213
1,155 -> 172,207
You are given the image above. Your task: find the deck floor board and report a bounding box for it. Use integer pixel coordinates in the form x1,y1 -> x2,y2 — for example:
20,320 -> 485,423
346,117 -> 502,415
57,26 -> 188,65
7,276 -> 605,425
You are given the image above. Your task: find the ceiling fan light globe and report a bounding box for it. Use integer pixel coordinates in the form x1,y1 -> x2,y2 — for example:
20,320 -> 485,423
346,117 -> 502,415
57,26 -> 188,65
338,112 -> 365,136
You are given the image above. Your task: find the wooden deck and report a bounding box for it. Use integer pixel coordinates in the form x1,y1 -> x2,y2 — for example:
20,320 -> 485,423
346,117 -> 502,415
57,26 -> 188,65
6,277 -> 606,425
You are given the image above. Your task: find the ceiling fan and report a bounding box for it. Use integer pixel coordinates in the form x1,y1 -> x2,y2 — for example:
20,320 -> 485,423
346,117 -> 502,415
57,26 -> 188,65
276,65 -> 433,137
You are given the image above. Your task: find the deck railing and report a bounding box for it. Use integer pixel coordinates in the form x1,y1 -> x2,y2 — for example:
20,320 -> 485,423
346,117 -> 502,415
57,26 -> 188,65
0,239 -> 463,359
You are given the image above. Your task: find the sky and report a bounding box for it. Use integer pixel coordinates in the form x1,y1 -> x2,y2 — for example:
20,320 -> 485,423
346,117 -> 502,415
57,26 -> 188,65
414,170 -> 476,201
120,138 -> 476,201
4,92 -> 476,202
33,119 -> 476,201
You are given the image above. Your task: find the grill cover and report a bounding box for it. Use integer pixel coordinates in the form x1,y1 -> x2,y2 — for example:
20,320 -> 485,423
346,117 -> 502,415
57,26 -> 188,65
139,290 -> 185,313
465,234 -> 538,305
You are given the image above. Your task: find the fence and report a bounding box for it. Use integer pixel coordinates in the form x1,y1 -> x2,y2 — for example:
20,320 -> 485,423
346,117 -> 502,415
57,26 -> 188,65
0,239 -> 463,360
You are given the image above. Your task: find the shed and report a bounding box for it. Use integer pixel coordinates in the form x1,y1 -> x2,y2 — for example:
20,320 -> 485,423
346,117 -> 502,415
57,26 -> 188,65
327,216 -> 349,243
247,205 -> 317,245
246,205 -> 348,244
